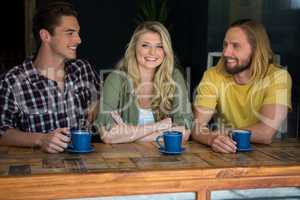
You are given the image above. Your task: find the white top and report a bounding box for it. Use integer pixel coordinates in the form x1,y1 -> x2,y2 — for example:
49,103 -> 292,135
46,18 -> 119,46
138,107 -> 155,125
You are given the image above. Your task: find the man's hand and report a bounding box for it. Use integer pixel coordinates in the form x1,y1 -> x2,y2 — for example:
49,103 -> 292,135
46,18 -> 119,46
210,134 -> 237,153
39,128 -> 70,153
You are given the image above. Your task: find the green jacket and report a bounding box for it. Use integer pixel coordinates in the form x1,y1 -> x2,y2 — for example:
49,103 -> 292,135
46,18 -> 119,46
94,68 -> 193,131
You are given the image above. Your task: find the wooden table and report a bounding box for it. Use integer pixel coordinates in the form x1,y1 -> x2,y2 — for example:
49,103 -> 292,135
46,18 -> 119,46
0,139 -> 300,200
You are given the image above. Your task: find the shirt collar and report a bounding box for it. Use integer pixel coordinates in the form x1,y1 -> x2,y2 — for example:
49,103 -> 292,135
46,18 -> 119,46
23,56 -> 76,85
22,56 -> 45,84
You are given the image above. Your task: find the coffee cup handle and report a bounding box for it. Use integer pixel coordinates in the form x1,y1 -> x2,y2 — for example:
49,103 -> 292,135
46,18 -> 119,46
229,131 -> 237,142
68,142 -> 74,149
228,130 -> 233,138
155,135 -> 164,149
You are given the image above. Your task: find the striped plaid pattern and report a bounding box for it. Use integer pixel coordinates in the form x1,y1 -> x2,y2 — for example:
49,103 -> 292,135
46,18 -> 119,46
0,57 -> 100,133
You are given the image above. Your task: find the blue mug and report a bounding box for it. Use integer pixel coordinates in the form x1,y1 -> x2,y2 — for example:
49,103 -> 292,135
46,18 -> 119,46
69,130 -> 92,151
156,131 -> 182,152
231,129 -> 252,150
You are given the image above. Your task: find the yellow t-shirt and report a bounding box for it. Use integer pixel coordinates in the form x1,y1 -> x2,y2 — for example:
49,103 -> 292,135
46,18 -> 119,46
194,64 -> 292,129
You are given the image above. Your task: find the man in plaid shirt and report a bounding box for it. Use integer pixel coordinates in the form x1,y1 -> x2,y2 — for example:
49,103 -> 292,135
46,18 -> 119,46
0,2 -> 100,153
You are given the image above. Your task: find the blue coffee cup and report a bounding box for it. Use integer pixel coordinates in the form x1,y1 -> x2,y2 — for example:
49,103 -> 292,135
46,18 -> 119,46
156,131 -> 182,152
69,130 -> 92,151
231,129 -> 252,150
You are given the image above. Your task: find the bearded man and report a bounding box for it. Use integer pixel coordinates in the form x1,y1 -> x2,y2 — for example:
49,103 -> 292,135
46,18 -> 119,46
192,19 -> 292,153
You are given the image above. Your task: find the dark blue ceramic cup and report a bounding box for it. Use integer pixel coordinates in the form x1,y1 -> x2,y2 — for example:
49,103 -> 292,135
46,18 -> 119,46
156,131 -> 182,152
69,130 -> 92,151
231,129 -> 252,150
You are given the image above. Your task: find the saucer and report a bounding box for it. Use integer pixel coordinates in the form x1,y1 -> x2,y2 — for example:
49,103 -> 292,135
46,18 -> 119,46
237,147 -> 253,152
66,146 -> 95,153
159,147 -> 185,155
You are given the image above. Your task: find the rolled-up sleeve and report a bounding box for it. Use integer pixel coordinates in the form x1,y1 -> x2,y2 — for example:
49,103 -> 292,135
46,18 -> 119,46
263,69 -> 292,110
0,80 -> 20,132
93,72 -> 123,133
194,70 -> 219,110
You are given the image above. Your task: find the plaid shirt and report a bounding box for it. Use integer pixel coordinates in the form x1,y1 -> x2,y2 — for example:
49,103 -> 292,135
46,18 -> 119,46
0,57 -> 100,133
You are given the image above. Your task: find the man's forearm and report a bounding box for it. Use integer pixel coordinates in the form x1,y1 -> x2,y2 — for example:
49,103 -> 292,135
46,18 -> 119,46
245,104 -> 288,144
0,128 -> 42,147
246,123 -> 277,144
192,125 -> 219,146
87,101 -> 99,123
194,132 -> 222,146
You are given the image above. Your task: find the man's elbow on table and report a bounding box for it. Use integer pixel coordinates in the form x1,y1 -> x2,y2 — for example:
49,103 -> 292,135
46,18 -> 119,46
250,126 -> 277,145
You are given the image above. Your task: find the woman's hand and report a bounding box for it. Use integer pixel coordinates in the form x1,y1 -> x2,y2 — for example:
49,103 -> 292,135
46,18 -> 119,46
155,118 -> 172,131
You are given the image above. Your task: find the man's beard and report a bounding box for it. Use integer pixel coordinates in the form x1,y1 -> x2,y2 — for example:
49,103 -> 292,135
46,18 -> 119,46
224,57 -> 251,75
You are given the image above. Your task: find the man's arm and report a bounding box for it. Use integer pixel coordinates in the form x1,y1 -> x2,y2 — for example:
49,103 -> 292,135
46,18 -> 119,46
245,104 -> 288,144
191,69 -> 237,153
0,128 -> 42,147
192,106 -> 237,153
248,68 -> 292,144
87,100 -> 99,124
0,128 -> 70,153
192,104 -> 288,153
192,106 -> 215,145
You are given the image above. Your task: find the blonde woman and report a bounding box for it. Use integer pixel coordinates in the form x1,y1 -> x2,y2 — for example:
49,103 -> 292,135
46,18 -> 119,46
94,21 -> 192,144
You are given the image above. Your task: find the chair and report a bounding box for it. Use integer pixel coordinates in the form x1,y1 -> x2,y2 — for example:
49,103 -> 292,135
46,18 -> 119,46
285,101 -> 300,138
207,52 -> 222,68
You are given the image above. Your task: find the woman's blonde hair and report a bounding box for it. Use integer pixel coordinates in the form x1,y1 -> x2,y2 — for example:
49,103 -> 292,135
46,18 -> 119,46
117,21 -> 176,119
217,19 -> 277,81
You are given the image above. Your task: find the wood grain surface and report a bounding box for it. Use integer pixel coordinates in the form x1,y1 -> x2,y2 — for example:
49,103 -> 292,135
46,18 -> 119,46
0,138 -> 299,200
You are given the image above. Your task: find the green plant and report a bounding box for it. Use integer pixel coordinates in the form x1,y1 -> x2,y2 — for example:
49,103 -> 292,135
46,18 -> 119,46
135,0 -> 171,28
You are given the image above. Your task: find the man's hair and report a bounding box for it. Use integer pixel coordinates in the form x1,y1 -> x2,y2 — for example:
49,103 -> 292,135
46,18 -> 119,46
32,2 -> 78,49
218,19 -> 276,80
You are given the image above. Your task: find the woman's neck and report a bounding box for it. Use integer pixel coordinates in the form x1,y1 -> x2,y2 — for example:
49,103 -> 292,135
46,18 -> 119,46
138,66 -> 156,82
